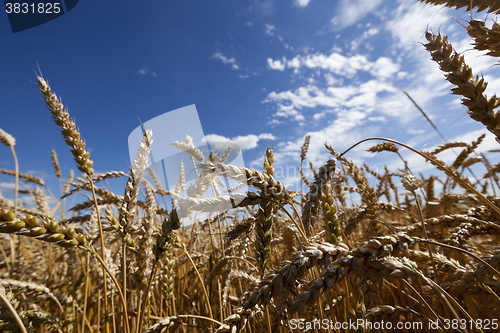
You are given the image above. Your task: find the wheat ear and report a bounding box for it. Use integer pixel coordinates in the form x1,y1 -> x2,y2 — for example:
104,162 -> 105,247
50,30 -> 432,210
0,284 -> 28,333
0,169 -> 44,187
467,18 -> 500,57
36,73 -> 94,176
430,141 -> 468,155
255,148 -> 275,277
145,315 -> 223,333
0,129 -> 18,214
417,0 -> 500,14
35,71 -> 122,332
302,157 -> 337,234
290,256 -> 419,314
424,31 -> 500,143
117,129 -> 153,247
243,242 -> 350,310
198,161 -> 291,202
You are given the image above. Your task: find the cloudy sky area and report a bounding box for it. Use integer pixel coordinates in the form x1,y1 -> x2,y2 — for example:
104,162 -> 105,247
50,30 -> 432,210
2,0 -> 500,199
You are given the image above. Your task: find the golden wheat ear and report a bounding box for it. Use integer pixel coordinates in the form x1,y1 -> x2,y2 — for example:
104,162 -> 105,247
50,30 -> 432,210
424,31 -> 500,143
467,18 -> 500,57
36,73 -> 94,176
0,128 -> 19,214
418,0 -> 500,14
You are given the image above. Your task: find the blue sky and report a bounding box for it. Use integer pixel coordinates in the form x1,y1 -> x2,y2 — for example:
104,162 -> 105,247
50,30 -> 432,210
2,0 -> 500,204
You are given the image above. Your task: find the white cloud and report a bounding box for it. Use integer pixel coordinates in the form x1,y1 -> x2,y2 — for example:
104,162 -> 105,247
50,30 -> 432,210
265,24 -> 275,36
265,79 -> 397,121
212,52 -> 235,64
313,110 -> 328,120
268,52 -> 388,78
273,104 -> 305,122
203,134 -> 228,143
294,0 -> 311,7
385,2 -> 451,51
350,27 -> 379,51
272,108 -> 373,167
367,116 -> 386,122
323,74 -> 333,85
137,67 -> 157,76
204,133 -> 275,151
369,57 -> 400,79
330,0 -> 383,30
268,119 -> 283,125
211,52 -> 239,70
251,0 -> 274,16
267,58 -> 286,71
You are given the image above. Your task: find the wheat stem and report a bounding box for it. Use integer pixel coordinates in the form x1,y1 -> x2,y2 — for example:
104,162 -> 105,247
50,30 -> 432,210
81,252 -> 90,333
136,261 -> 158,333
264,305 -> 272,333
10,146 -> 18,215
88,175 -> 110,333
408,184 -> 441,285
0,291 -> 28,333
92,249 -> 130,333
423,274 -> 484,333
402,278 -> 440,321
181,245 -> 214,324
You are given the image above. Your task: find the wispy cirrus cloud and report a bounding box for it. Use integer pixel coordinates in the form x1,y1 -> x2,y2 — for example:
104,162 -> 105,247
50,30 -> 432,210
211,52 -> 239,70
330,0 -> 383,31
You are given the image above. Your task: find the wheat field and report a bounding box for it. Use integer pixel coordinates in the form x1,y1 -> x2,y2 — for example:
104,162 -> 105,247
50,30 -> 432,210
2,1 -> 500,332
